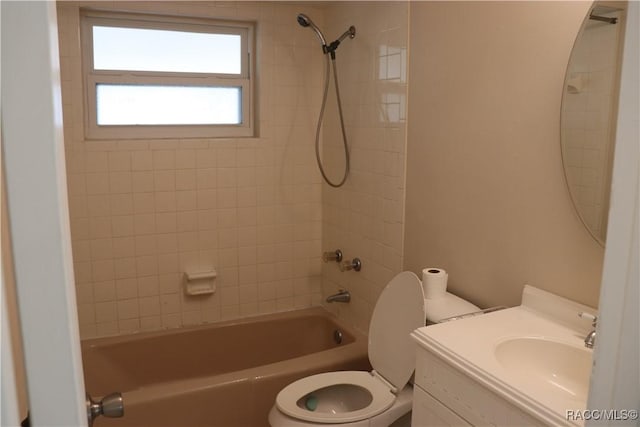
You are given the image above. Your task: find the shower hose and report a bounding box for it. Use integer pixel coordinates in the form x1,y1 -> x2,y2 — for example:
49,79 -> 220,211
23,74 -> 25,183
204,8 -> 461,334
314,54 -> 350,188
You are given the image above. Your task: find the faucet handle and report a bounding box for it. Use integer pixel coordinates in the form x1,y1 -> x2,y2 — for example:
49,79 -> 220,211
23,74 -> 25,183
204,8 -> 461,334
339,258 -> 362,272
578,312 -> 597,326
322,249 -> 343,263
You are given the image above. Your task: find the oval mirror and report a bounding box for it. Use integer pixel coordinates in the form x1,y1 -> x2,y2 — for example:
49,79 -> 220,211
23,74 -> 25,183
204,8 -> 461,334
560,2 -> 626,246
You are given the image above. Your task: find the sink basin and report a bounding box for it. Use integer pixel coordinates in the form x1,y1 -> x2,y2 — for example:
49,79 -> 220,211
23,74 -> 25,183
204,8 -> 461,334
494,337 -> 592,401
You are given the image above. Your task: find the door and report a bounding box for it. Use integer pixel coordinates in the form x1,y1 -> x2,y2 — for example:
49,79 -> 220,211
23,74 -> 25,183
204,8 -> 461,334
1,2 -> 87,425
586,1 -> 640,420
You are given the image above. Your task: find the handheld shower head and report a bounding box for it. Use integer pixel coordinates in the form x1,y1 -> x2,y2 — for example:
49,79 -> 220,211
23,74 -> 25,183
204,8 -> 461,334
297,13 -> 354,188
296,14 -> 310,27
297,13 -> 356,58
296,13 -> 327,47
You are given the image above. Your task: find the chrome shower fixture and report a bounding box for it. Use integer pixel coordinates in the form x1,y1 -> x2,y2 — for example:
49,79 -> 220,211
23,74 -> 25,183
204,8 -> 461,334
326,290 -> 351,303
339,258 -> 361,272
296,13 -> 355,188
296,13 -> 356,58
296,13 -> 327,46
322,249 -> 343,263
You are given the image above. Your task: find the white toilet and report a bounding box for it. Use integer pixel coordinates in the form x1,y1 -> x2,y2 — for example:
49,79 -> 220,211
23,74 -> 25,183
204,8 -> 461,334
268,271 -> 478,427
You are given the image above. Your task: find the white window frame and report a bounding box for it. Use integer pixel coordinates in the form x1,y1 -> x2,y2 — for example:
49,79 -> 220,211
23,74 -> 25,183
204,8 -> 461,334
80,10 -> 255,140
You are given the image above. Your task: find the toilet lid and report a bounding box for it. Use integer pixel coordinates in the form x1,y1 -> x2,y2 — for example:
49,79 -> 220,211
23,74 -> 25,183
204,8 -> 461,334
368,271 -> 425,391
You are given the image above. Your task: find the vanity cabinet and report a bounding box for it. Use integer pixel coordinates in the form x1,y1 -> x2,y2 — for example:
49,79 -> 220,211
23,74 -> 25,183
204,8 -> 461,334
412,386 -> 471,426
411,346 -> 545,427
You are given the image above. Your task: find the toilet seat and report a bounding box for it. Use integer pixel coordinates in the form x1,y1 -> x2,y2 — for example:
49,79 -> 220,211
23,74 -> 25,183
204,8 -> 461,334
274,271 -> 426,425
276,371 -> 396,424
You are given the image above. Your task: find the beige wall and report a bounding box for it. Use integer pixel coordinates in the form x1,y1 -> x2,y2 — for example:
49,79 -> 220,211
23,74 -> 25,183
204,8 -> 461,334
58,1 -> 327,338
404,1 -> 604,309
321,2 -> 409,333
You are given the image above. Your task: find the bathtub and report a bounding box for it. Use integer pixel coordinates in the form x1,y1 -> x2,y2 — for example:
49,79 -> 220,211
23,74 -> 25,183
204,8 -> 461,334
82,307 -> 370,427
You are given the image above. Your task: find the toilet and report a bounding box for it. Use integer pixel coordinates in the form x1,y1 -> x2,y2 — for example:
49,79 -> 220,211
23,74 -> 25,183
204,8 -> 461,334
268,271 -> 479,427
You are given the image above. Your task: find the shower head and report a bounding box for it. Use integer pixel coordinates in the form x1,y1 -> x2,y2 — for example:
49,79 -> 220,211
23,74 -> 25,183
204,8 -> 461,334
296,13 -> 311,27
296,13 -> 327,47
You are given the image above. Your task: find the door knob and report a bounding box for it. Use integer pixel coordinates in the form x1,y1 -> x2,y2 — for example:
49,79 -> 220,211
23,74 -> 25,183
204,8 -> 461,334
86,392 -> 124,426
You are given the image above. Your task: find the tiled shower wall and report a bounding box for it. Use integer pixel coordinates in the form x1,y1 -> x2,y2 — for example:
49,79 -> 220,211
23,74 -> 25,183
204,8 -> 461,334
57,1 -> 327,338
320,2 -> 409,333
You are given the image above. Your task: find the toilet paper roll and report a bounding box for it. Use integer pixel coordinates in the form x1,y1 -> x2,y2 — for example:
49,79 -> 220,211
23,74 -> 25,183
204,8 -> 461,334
421,268 -> 448,299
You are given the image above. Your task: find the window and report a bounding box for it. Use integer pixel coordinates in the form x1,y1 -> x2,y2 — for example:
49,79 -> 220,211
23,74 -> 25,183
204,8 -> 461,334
81,11 -> 255,139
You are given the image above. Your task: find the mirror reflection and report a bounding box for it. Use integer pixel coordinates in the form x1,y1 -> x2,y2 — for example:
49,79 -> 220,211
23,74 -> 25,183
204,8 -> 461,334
560,2 -> 626,245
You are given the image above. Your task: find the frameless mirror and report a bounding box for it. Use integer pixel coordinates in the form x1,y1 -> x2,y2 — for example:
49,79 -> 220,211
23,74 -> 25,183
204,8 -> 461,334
560,2 -> 626,246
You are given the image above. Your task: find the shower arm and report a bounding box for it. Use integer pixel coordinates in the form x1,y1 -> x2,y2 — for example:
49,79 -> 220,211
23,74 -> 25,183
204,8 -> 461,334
325,26 -> 356,59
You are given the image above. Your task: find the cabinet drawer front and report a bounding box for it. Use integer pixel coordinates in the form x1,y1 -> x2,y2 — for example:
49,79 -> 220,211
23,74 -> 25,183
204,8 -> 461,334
414,347 -> 546,426
412,386 -> 471,426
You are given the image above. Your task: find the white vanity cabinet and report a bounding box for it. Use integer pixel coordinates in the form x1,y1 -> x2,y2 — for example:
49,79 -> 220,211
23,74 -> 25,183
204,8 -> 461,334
412,386 -> 471,426
411,342 -> 546,427
410,287 -> 595,427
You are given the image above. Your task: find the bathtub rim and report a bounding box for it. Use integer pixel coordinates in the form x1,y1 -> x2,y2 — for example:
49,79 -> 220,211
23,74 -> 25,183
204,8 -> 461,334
81,306 -> 361,347
82,307 -> 370,404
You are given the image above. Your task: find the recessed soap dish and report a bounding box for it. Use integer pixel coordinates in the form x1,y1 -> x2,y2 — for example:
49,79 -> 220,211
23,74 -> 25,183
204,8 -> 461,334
183,270 -> 217,296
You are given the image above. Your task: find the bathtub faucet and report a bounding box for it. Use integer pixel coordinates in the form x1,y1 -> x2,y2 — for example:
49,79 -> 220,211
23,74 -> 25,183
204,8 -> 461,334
578,312 -> 597,349
326,290 -> 351,303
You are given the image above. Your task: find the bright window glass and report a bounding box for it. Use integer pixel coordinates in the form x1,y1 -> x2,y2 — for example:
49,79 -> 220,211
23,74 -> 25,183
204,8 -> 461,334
81,11 -> 254,139
92,26 -> 242,74
96,84 -> 241,125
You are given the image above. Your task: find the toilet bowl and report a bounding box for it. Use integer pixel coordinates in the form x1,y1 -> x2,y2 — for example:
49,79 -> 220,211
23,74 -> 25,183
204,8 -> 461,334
268,384 -> 413,427
270,271 -> 470,427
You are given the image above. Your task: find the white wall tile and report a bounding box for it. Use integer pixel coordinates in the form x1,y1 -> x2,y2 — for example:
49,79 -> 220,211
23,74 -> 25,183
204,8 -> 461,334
59,1 -> 327,338
320,2 -> 409,334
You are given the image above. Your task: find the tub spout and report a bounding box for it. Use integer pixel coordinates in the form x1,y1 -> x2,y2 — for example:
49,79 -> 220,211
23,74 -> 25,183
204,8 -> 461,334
578,312 -> 597,349
326,290 -> 350,303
